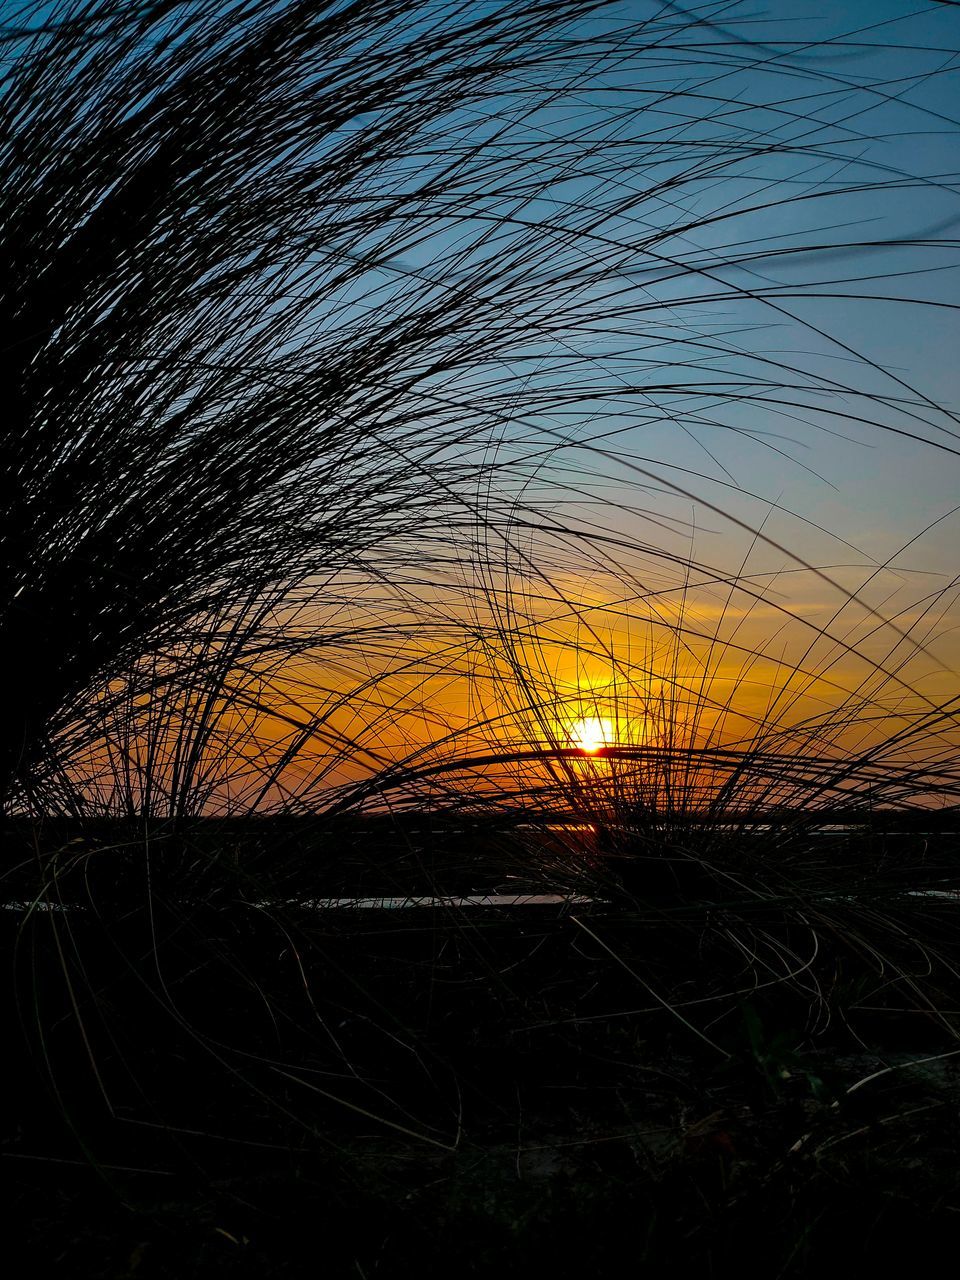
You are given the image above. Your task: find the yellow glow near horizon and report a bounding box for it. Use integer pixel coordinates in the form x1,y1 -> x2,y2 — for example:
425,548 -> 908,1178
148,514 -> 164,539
567,716 -> 615,753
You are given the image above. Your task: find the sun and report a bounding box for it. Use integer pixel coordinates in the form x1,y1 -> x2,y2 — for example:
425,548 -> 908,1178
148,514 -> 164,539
567,716 -> 615,754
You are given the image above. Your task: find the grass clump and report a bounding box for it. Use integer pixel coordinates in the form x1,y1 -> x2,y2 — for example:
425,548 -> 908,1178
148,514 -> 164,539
1,1 -> 960,1274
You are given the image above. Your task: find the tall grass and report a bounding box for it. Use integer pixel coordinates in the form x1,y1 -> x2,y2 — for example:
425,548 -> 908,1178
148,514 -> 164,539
2,0 -> 960,1195
0,0 -> 631,811
3,0 -> 958,822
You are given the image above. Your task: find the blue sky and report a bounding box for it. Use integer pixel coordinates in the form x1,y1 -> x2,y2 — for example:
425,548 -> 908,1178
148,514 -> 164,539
7,0 -> 958,612
507,0 -> 960,588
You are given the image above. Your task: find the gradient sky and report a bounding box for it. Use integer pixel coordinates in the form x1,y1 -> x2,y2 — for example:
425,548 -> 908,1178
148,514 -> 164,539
554,1 -> 959,554
264,0 -> 960,798
380,0 -> 960,794
441,0 -> 960,699
9,0 -> 956,806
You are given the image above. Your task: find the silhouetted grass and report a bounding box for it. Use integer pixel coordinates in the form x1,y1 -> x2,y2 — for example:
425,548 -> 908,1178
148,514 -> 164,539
2,2 -> 960,1272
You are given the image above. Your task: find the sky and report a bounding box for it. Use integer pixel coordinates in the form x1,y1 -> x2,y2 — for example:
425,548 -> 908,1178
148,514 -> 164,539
549,1 -> 960,550
324,0 -> 960,574
365,0 -> 960,800
206,1 -> 960,803
482,0 -> 960,678
7,0 -> 957,809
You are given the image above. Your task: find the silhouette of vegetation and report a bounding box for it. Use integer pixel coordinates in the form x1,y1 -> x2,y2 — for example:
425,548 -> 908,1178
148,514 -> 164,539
2,2 -> 959,1274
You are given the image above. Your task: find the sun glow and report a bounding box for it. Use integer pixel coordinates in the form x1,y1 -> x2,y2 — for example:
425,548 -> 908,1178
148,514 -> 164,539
567,716 -> 615,754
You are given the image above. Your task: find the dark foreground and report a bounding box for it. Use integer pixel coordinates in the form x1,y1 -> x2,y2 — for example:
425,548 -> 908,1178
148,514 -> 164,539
3,815 -> 960,1276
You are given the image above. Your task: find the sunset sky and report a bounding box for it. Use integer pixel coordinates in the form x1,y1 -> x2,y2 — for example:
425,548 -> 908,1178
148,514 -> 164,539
15,0 -> 957,812
176,1 -> 960,806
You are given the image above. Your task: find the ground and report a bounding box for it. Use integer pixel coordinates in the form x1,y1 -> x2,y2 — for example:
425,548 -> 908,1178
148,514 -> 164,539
4,819 -> 960,1275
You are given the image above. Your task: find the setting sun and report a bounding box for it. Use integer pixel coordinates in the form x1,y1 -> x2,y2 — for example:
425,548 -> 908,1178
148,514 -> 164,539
567,716 -> 615,754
